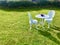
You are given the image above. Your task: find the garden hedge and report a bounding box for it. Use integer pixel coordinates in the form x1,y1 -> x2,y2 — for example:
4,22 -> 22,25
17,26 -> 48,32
0,1 -> 60,8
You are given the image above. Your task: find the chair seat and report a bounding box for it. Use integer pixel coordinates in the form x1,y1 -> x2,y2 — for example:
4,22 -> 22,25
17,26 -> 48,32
29,19 -> 38,24
32,19 -> 38,24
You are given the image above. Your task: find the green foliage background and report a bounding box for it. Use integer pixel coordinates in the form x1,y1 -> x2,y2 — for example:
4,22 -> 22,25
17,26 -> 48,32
0,0 -> 60,8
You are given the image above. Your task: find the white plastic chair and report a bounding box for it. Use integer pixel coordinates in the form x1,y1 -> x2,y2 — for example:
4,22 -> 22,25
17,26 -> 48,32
28,12 -> 38,29
45,10 -> 55,28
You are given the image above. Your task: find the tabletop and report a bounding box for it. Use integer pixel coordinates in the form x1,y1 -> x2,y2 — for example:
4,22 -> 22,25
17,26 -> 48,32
35,14 -> 49,19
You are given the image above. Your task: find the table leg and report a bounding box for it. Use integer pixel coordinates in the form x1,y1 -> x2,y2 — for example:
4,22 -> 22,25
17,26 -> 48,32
39,18 -> 44,28
42,18 -> 44,27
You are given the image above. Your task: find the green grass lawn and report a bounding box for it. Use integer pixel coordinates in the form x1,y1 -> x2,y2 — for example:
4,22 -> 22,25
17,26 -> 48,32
0,7 -> 60,45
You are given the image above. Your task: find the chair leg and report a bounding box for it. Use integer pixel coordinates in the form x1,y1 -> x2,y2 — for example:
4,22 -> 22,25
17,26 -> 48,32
48,23 -> 50,28
30,24 -> 32,30
35,23 -> 39,29
47,21 -> 51,28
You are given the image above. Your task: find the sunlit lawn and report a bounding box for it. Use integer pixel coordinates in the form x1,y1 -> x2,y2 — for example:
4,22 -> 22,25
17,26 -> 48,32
0,7 -> 60,45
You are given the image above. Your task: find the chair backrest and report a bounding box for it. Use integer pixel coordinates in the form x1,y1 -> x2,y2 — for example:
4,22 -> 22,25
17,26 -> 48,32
48,10 -> 55,19
28,12 -> 33,22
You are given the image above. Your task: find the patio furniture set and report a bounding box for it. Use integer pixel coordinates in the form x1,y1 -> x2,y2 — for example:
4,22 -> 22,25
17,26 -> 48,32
28,10 -> 55,29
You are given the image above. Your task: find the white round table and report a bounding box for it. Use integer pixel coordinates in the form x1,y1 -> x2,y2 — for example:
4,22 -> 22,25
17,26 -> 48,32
35,14 -> 49,26
35,14 -> 49,19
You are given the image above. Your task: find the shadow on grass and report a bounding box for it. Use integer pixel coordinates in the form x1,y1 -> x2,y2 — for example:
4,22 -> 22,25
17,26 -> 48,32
37,29 -> 60,44
51,25 -> 60,31
57,32 -> 60,39
0,6 -> 60,12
